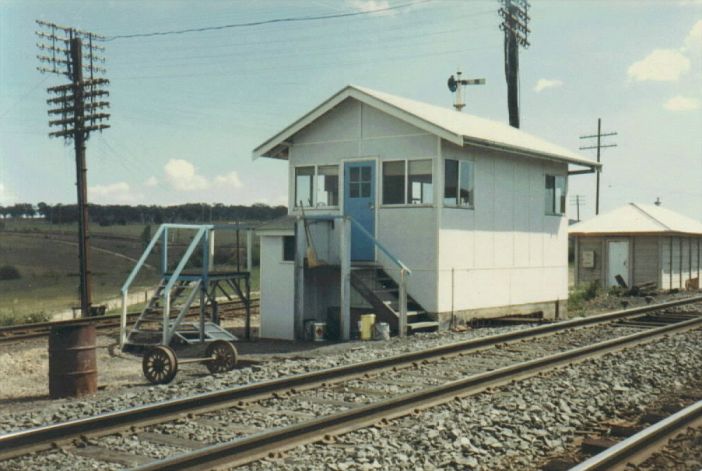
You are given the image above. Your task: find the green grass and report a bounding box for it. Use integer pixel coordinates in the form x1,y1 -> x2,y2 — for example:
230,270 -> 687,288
0,220 -> 260,319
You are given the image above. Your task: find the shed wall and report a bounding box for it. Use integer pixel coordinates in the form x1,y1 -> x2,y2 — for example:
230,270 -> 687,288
437,141 -> 569,314
576,236 -> 604,286
632,237 -> 659,286
259,236 -> 295,340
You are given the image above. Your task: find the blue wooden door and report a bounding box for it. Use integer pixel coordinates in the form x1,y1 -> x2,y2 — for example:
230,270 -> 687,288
344,161 -> 376,261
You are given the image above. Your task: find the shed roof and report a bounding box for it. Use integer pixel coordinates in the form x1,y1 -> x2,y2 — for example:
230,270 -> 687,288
569,203 -> 702,236
255,216 -> 295,235
252,85 -> 599,169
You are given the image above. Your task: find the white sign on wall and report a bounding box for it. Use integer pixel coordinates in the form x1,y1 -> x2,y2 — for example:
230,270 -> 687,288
581,250 -> 595,268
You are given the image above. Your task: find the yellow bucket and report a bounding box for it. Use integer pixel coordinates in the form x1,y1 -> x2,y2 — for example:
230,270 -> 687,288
360,314 -> 376,341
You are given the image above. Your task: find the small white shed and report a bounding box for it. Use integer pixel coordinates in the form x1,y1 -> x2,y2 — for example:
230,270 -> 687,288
570,203 -> 702,290
253,85 -> 599,340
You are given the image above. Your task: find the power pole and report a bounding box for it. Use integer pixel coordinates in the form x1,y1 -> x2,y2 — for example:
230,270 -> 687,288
579,118 -> 617,215
499,0 -> 530,128
569,195 -> 586,222
447,69 -> 485,111
36,20 -> 110,318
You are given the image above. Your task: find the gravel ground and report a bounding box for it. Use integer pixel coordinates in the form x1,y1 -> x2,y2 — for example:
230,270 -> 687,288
239,328 -> 702,471
636,424 -> 702,470
0,324 -> 536,434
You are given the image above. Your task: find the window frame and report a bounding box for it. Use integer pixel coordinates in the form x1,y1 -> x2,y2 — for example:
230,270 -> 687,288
443,158 -> 475,209
545,174 -> 567,216
381,158 -> 434,207
293,164 -> 340,209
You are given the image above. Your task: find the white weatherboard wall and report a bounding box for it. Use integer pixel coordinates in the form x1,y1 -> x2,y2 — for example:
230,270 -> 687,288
437,141 -> 568,313
288,99 -> 439,312
259,235 -> 295,340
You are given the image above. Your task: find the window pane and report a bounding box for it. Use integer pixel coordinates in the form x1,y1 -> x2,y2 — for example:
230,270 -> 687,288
360,166 -> 371,182
361,182 -> 371,198
283,236 -> 295,261
316,165 -> 339,207
383,161 -> 405,204
444,159 -> 458,205
295,167 -> 314,207
458,161 -> 473,207
350,167 -> 360,182
545,175 -> 555,214
350,182 -> 359,198
407,160 -> 433,204
555,176 -> 566,215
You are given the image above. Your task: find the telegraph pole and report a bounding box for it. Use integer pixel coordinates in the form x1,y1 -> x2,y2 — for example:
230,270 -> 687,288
499,0 -> 530,128
36,20 -> 110,317
579,118 -> 617,215
569,195 -> 585,222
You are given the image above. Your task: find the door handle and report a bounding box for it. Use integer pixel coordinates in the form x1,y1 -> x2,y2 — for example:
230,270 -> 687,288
368,202 -> 374,209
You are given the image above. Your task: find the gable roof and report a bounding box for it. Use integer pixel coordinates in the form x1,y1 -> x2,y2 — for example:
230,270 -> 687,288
252,84 -> 599,169
569,203 -> 702,236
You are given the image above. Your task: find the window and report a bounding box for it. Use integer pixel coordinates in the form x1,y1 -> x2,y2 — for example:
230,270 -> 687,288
444,159 -> 474,208
382,159 -> 433,205
295,165 -> 340,208
295,167 -> 314,207
282,236 -> 295,261
382,161 -> 405,204
408,160 -> 433,204
545,175 -> 566,215
348,165 -> 371,199
316,165 -> 339,207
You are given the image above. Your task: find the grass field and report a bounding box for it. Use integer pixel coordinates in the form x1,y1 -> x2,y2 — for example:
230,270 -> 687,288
0,220 -> 260,322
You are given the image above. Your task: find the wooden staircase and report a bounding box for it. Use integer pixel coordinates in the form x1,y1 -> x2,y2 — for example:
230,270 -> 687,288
350,265 -> 439,335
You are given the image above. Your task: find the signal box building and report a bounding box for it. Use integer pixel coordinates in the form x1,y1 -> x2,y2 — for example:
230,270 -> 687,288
570,203 -> 702,290
254,85 -> 599,340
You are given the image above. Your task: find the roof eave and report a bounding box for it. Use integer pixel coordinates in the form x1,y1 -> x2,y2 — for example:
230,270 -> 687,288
462,136 -> 601,170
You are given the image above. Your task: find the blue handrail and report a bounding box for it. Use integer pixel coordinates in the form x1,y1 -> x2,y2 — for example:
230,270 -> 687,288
301,214 -> 411,275
121,224 -> 166,294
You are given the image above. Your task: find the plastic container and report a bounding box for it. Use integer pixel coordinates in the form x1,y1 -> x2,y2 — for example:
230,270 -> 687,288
311,322 -> 326,341
360,314 -> 376,340
373,322 -> 390,341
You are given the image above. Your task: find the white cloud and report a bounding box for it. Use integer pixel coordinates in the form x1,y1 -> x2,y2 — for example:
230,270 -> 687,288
214,171 -> 243,189
663,95 -> 700,111
346,0 -> 394,15
0,183 -> 15,204
144,176 -> 158,187
684,19 -> 702,52
533,79 -> 563,93
164,159 -> 208,191
627,49 -> 690,81
89,182 -> 140,203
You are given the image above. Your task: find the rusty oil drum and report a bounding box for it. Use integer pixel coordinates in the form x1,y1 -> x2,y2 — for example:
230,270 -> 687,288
48,323 -> 97,398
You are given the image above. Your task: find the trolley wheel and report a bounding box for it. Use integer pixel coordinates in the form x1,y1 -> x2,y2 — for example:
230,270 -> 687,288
142,345 -> 178,384
205,340 -> 238,374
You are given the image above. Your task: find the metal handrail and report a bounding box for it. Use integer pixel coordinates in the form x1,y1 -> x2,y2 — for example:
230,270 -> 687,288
121,224 -> 166,295
302,214 -> 411,275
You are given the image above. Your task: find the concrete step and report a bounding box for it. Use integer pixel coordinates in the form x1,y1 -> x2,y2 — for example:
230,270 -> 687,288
407,321 -> 440,333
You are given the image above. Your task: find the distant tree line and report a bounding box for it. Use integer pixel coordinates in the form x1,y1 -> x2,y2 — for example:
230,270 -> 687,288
0,202 -> 287,225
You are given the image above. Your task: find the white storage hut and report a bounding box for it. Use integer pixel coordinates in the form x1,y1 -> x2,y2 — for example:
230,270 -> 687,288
570,203 -> 702,290
254,85 -> 599,340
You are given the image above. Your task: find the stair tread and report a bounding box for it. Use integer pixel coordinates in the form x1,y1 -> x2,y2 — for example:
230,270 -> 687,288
407,321 -> 440,330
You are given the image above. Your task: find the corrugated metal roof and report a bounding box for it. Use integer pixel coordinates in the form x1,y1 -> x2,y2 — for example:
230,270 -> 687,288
253,85 -> 599,169
569,203 -> 702,236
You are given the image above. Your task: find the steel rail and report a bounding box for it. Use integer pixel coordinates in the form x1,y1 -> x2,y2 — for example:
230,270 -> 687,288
134,314 -> 702,470
0,299 -> 259,343
570,399 -> 702,471
0,296 -> 702,460
0,296 -> 699,462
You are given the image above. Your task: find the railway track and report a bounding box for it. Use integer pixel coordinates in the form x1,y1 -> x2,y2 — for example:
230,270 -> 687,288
571,399 -> 702,471
0,296 -> 700,470
0,298 -> 259,344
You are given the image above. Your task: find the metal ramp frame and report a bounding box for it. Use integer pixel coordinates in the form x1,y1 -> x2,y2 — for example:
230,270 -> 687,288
120,223 -> 254,351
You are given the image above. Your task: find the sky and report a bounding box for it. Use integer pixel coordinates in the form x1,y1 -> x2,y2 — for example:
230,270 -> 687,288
0,0 -> 700,221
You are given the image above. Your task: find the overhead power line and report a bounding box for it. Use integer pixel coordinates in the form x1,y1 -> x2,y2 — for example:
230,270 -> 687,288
105,0 -> 430,41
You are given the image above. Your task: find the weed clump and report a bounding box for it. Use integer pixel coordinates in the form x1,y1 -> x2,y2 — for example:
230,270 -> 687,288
0,265 -> 21,281
568,280 -> 600,312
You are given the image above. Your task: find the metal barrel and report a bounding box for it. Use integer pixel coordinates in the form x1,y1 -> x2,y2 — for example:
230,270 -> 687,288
48,323 -> 97,398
